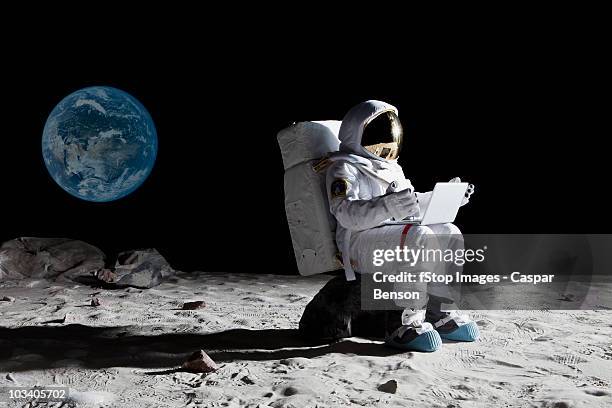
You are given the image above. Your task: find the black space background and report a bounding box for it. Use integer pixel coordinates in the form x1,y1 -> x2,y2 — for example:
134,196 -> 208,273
1,21 -> 608,273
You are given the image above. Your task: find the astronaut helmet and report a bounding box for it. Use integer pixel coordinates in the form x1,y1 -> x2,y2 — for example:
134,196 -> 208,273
361,110 -> 403,160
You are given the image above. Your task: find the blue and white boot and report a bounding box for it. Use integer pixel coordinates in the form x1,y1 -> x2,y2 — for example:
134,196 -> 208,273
426,309 -> 480,342
385,310 -> 442,352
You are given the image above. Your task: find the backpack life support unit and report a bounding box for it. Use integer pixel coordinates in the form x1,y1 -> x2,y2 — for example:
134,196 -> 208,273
277,121 -> 343,276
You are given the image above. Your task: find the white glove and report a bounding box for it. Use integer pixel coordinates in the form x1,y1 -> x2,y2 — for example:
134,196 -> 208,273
449,177 -> 475,206
384,187 -> 421,220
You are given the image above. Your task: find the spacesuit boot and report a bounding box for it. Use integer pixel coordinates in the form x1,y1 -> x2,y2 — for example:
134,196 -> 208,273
425,295 -> 480,342
423,225 -> 480,342
385,309 -> 442,352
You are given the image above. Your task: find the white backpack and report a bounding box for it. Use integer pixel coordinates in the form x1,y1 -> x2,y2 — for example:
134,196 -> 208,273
277,121 -> 343,276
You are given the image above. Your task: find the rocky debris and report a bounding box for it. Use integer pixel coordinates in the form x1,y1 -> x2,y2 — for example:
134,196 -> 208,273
283,386 -> 299,396
377,379 -> 398,394
43,314 -> 68,324
299,275 -> 403,340
95,248 -> 174,289
182,300 -> 206,310
0,238 -> 175,288
95,269 -> 117,283
299,275 -> 359,340
124,287 -> 143,293
90,298 -> 102,307
240,375 -> 255,385
1,296 -> 15,302
182,350 -> 218,373
6,373 -> 16,383
0,237 -> 105,281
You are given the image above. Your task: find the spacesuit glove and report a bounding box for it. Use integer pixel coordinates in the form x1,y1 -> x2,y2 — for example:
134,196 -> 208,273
383,188 -> 420,220
449,177 -> 475,206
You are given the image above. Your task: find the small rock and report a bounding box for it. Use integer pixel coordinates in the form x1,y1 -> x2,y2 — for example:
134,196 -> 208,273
43,314 -> 68,324
1,296 -> 15,302
113,248 -> 174,289
283,386 -> 299,396
125,287 -> 142,293
6,373 -> 16,382
584,388 -> 609,397
558,293 -> 575,302
90,298 -> 101,307
182,301 -> 206,310
182,350 -> 218,373
95,269 -> 116,283
241,375 -> 255,385
377,379 -> 398,394
534,335 -> 553,342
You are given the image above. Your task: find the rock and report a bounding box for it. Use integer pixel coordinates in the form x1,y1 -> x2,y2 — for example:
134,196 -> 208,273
534,335 -> 553,342
283,386 -> 299,396
182,301 -> 206,310
377,379 -> 398,394
0,237 -> 105,281
182,350 -> 218,373
6,373 -> 16,382
106,249 -> 174,289
43,314 -> 68,324
240,375 -> 255,385
124,287 -> 142,293
0,238 -> 174,289
299,275 -> 403,340
1,296 -> 15,302
95,269 -> 117,283
90,298 -> 102,307
299,275 -> 359,340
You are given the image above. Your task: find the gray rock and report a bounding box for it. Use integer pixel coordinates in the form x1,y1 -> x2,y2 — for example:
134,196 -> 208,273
1,296 -> 15,302
182,300 -> 206,310
283,386 -> 299,396
0,237 -> 105,281
299,275 -> 403,340
240,375 -> 255,385
94,268 -> 117,284
43,313 -> 68,324
108,248 -> 174,289
377,379 -> 398,394
182,350 -> 218,373
0,238 -> 174,289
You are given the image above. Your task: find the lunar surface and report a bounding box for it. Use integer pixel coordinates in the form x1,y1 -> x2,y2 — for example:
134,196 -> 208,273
1,272 -> 611,407
42,86 -> 157,202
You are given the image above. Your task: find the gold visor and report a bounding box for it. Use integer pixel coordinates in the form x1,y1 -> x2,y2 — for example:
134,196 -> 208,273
364,142 -> 400,160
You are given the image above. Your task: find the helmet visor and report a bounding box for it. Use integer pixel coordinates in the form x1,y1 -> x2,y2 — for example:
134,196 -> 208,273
361,111 -> 403,159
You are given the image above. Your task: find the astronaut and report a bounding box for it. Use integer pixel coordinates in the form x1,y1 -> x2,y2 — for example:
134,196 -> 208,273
326,100 -> 479,352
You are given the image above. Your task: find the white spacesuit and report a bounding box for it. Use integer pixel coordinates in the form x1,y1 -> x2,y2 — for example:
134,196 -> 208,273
325,100 -> 479,352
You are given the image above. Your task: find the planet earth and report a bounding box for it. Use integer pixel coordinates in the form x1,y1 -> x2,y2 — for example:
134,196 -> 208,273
42,86 -> 157,202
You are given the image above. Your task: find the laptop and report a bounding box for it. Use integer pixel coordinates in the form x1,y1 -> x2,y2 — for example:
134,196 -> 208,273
385,182 -> 468,226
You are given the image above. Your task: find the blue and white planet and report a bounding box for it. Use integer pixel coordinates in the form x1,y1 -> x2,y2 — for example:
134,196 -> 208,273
42,86 -> 157,202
